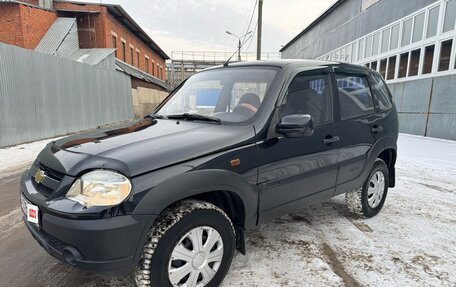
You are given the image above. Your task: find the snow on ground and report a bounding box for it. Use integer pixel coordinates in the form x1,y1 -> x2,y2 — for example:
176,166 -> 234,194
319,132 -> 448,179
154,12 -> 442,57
1,133 -> 455,286
222,134 -> 456,287
0,137 -> 60,177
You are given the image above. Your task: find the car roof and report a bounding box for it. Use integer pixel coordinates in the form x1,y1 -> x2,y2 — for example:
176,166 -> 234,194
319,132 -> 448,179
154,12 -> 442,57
205,59 -> 370,72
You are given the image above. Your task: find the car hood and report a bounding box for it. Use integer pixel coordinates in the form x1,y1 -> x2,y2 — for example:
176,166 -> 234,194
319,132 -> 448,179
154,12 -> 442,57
43,118 -> 255,177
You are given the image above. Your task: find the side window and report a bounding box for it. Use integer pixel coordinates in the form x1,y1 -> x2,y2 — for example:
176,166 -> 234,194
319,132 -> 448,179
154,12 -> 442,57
281,72 -> 332,125
336,73 -> 374,120
370,73 -> 393,111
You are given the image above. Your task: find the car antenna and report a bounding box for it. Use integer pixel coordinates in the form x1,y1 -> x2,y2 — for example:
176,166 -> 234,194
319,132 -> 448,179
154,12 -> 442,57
224,34 -> 254,67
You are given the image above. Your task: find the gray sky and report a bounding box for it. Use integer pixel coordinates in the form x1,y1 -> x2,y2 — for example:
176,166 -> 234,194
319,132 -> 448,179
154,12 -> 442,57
77,0 -> 337,56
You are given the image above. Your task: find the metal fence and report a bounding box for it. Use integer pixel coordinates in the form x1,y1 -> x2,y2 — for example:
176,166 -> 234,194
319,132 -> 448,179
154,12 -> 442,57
0,43 -> 133,148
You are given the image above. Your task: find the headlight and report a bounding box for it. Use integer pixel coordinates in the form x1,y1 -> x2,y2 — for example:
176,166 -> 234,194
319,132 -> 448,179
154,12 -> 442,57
66,170 -> 132,207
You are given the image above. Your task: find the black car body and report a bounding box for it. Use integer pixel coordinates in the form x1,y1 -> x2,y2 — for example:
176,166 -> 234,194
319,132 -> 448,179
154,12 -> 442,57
21,60 -> 398,283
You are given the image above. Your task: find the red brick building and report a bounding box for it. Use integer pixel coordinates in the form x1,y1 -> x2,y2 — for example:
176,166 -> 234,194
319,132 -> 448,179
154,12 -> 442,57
0,0 -> 169,81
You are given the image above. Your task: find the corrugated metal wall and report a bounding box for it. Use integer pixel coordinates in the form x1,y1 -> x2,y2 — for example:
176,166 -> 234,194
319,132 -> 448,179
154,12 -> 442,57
389,74 -> 456,140
0,43 -> 133,148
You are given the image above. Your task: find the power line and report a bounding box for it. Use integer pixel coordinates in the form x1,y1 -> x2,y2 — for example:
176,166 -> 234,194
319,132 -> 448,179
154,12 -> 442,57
242,0 -> 258,43
245,21 -> 258,52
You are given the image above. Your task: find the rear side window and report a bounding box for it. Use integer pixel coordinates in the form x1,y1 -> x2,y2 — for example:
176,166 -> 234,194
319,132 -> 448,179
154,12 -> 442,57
281,71 -> 333,125
370,73 -> 393,111
336,74 -> 374,120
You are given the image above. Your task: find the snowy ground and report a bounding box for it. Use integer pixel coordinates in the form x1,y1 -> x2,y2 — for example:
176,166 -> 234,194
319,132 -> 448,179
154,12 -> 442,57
0,134 -> 455,286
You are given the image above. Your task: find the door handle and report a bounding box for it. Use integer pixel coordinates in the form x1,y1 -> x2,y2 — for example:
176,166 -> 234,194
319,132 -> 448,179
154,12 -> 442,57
322,136 -> 340,145
371,125 -> 384,133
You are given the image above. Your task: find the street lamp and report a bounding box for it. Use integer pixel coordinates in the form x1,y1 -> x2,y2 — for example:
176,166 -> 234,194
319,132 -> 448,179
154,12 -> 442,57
226,31 -> 252,62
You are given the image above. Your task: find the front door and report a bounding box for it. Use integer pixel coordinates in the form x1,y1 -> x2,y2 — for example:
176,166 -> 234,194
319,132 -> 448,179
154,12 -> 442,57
257,69 -> 340,223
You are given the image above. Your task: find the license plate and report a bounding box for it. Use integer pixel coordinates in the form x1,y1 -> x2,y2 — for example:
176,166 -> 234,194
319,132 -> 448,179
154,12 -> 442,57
21,195 -> 39,226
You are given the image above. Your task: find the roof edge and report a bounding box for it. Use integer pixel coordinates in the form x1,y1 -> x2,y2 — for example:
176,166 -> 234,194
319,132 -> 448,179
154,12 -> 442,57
280,0 -> 346,52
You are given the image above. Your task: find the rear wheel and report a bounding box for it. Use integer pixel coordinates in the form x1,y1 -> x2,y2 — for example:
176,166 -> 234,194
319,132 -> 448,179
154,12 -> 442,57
345,159 -> 389,218
135,200 -> 235,287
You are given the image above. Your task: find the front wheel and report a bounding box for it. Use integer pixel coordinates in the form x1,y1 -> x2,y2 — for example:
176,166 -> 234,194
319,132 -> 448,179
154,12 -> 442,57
345,159 -> 389,218
135,200 -> 235,287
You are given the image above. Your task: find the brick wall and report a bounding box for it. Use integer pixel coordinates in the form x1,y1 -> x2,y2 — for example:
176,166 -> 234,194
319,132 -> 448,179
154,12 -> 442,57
104,13 -> 167,81
0,4 -> 24,47
0,3 -> 56,49
20,5 -> 57,49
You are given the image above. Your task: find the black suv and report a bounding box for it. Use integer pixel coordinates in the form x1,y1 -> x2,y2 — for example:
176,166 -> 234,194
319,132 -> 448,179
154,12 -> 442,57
21,60 -> 398,287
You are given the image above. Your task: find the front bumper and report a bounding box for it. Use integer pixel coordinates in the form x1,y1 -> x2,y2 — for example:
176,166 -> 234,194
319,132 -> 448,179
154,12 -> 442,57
21,171 -> 155,275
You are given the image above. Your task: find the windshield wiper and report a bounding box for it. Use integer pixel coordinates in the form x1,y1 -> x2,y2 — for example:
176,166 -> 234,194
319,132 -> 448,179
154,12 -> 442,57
144,114 -> 166,120
166,113 -> 222,124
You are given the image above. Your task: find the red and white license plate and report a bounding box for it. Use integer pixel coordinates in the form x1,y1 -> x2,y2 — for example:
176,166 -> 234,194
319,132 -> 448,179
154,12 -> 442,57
21,195 -> 39,226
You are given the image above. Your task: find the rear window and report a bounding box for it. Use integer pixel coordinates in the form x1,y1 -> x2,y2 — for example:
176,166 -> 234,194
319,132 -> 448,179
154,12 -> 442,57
370,73 -> 393,111
336,74 -> 374,120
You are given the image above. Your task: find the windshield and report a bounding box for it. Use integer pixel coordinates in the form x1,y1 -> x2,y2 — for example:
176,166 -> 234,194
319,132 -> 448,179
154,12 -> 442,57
156,67 -> 278,123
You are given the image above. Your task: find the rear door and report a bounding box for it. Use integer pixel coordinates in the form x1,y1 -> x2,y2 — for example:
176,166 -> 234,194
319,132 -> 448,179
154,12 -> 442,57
332,69 -> 379,194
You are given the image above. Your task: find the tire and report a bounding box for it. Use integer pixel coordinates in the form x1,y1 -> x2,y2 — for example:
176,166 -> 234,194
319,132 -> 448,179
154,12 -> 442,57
345,159 -> 389,218
135,200 -> 235,287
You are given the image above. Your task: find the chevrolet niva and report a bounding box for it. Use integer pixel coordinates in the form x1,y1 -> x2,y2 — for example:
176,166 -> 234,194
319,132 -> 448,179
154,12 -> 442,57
21,60 -> 398,287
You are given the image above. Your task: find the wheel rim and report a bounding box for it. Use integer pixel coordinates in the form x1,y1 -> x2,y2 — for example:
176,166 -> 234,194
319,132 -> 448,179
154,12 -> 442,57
367,171 -> 385,208
168,226 -> 224,287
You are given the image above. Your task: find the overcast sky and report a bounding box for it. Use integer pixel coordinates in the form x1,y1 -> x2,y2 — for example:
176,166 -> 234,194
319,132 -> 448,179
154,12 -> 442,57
77,0 -> 337,57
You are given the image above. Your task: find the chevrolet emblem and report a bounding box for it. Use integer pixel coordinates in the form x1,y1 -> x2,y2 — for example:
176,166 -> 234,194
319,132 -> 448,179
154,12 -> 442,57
34,170 -> 46,184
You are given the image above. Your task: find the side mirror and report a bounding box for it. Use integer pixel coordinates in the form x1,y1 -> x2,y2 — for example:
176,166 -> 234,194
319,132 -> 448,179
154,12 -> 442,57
276,114 -> 314,138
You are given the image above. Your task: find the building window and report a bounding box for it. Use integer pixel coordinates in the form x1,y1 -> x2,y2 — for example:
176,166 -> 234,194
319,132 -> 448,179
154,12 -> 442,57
160,67 -> 163,79
112,35 -> 117,57
427,6 -> 440,38
381,28 -> 390,53
380,59 -> 387,78
387,55 -> 397,80
408,49 -> 421,76
390,24 -> 400,50
137,51 -> 140,68
359,38 -> 365,60
372,32 -> 380,56
399,52 -> 409,78
365,35 -> 373,58
438,39 -> 453,71
130,47 -> 134,65
443,0 -> 456,33
122,41 -> 126,62
335,74 -> 374,120
145,57 -> 149,73
351,42 -> 357,62
412,13 -> 425,43
152,62 -> 155,76
371,60 -> 378,71
422,45 -> 435,74
401,18 -> 413,47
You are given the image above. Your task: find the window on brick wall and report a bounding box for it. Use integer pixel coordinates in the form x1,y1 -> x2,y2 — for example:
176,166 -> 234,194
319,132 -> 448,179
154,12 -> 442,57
130,47 -> 134,65
145,57 -> 149,73
137,51 -> 140,68
152,62 -> 155,76
122,42 -> 126,62
112,35 -> 117,57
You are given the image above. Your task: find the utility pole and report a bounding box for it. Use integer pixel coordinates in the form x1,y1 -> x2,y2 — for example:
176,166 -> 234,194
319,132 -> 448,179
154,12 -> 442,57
256,0 -> 263,60
238,38 -> 242,62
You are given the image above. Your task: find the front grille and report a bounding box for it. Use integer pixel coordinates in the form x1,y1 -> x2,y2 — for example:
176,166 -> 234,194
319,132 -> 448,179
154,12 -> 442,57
32,163 -> 65,198
32,180 -> 54,198
38,163 -> 65,181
